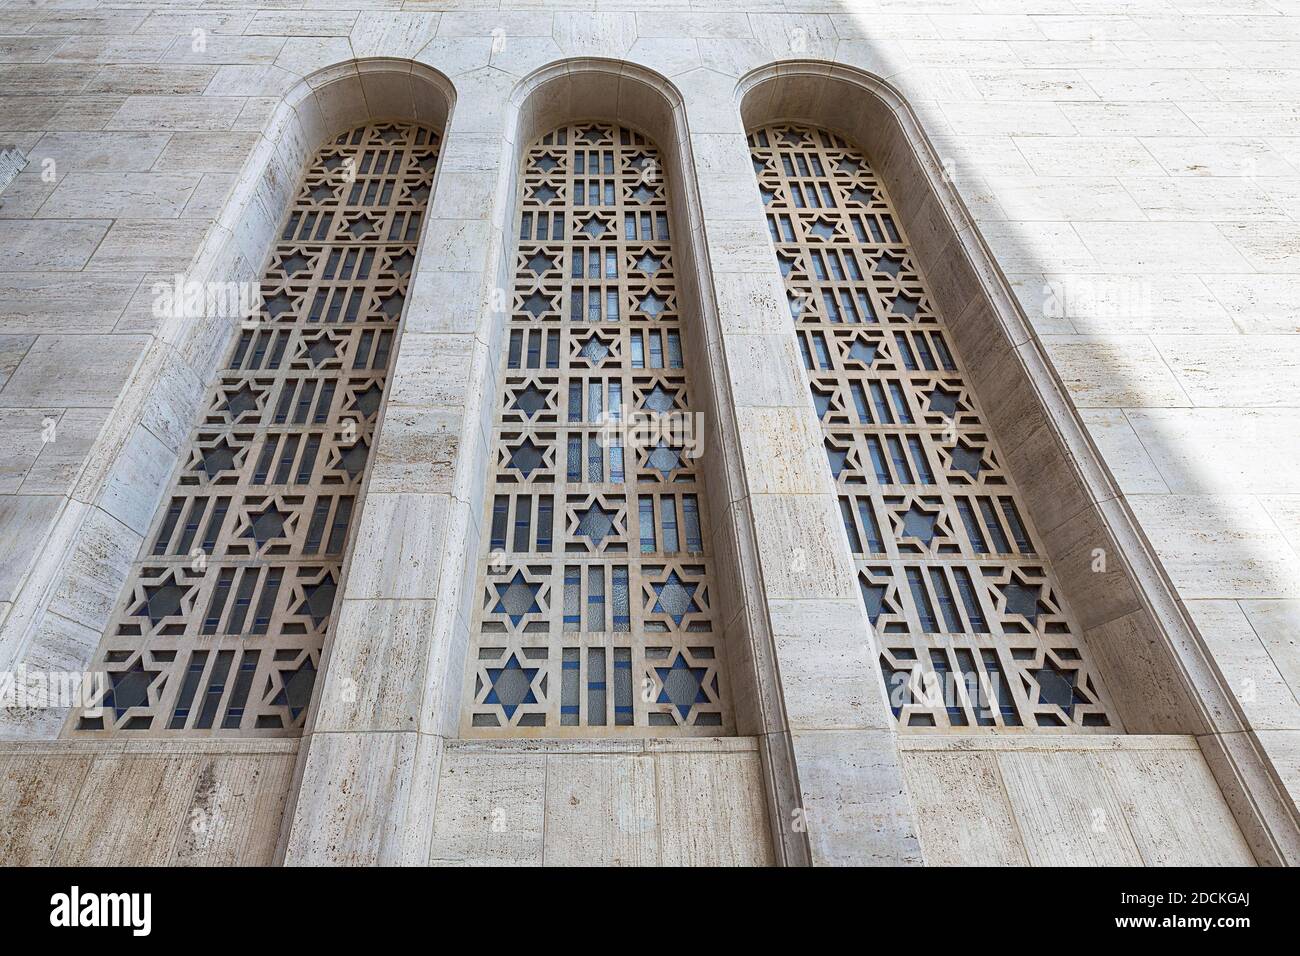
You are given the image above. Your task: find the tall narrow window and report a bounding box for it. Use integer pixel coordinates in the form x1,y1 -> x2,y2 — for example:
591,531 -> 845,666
749,123 -> 1115,731
464,123 -> 730,734
74,123 -> 439,734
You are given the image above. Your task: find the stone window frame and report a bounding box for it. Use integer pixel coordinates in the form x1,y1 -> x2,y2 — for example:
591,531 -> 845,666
736,60 -> 1297,864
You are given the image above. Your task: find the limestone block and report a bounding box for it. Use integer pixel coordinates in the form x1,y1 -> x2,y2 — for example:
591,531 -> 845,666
47,504 -> 140,633
0,752 -> 92,865
0,494 -> 60,602
769,598 -> 890,731
368,406 -> 461,494
286,730 -> 441,866
1085,608 -> 1206,735
343,493 -> 449,601
21,408 -> 109,495
902,751 -> 1029,866
1128,494 -> 1300,600
1186,601 -> 1300,732
1079,409 -> 1170,495
711,271 -> 789,336
312,599 -> 439,733
0,220 -> 109,271
430,749 -> 546,865
543,754 -> 659,866
749,493 -> 857,602
108,95 -> 247,131
996,750 -> 1142,865
789,729 -> 922,866
1103,748 -> 1256,866
655,751 -> 773,866
734,406 -> 830,497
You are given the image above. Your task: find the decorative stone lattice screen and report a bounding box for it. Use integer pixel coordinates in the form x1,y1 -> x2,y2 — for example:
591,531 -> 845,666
72,122 -> 439,735
463,123 -> 732,735
749,123 -> 1118,732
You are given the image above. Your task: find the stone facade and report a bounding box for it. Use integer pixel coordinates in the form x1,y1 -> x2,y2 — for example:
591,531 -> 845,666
0,0 -> 1297,866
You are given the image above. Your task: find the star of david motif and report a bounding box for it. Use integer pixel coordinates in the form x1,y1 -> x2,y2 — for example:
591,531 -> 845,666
811,386 -> 834,419
646,442 -> 682,479
636,252 -> 663,275
280,252 -> 312,276
651,572 -> 700,625
847,338 -> 879,365
521,290 -> 554,319
508,437 -> 547,477
577,125 -> 605,144
577,335 -> 611,365
306,336 -> 338,366
808,218 -> 838,240
897,504 -> 941,544
891,294 -> 920,318
874,253 -> 905,277
526,251 -> 555,276
639,291 -> 668,317
405,182 -> 430,205
631,183 -> 657,204
580,216 -> 609,239
574,502 -> 619,545
377,125 -> 404,144
199,439 -> 239,479
492,572 -> 542,625
655,655 -> 710,718
344,213 -> 381,239
265,292 -> 296,319
641,384 -> 677,413
511,383 -> 549,418
136,580 -> 190,624
1000,578 -> 1045,625
533,154 -> 559,173
222,383 -> 259,419
485,655 -> 539,719
271,658 -> 317,719
532,183 -> 558,204
337,439 -> 369,479
837,156 -> 863,175
308,181 -> 336,203
106,660 -> 161,717
859,578 -> 892,624
928,386 -> 961,418
847,185 -> 876,205
390,251 -> 415,276
1030,659 -> 1088,712
778,128 -> 808,147
246,504 -> 292,546
378,290 -> 405,318
353,382 -> 384,418
826,441 -> 850,477
948,441 -> 986,478
296,576 -> 337,625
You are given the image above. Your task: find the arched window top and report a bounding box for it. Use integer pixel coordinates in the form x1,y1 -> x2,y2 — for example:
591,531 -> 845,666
73,121 -> 440,736
749,121 -> 1118,732
463,122 -> 731,735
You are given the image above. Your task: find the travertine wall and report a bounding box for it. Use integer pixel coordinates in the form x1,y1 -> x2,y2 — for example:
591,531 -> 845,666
902,736 -> 1254,866
1,1 -> 1297,866
0,740 -> 295,865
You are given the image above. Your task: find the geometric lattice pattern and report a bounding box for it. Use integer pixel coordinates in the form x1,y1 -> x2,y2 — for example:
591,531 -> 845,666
70,123 -> 439,735
749,123 -> 1118,731
463,123 -> 731,735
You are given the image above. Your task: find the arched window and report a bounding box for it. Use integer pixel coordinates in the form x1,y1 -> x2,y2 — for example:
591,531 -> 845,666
464,123 -> 730,734
749,123 -> 1115,731
74,122 -> 439,734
